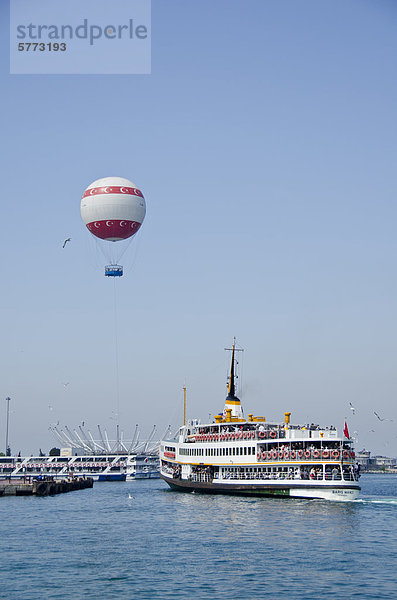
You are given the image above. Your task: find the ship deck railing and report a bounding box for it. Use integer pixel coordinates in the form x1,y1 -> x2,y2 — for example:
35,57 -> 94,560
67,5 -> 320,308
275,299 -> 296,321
217,473 -> 358,482
187,473 -> 358,483
189,429 -> 341,443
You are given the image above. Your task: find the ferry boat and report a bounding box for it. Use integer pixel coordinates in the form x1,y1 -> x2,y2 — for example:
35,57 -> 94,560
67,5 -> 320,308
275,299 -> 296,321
0,452 -> 159,481
159,341 -> 361,501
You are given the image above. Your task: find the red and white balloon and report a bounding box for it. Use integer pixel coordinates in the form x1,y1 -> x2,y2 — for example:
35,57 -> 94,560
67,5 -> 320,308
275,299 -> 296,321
80,176 -> 146,242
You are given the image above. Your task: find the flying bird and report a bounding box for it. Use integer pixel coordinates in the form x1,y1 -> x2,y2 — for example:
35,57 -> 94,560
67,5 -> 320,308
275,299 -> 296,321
62,238 -> 71,248
349,402 -> 356,415
63,382 -> 70,389
374,411 -> 393,422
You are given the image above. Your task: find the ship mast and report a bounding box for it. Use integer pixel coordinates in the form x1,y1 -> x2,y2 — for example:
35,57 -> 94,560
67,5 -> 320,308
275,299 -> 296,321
224,338 -> 244,419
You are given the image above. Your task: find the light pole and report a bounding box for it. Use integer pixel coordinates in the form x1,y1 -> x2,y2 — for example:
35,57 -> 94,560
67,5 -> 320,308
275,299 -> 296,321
5,397 -> 10,455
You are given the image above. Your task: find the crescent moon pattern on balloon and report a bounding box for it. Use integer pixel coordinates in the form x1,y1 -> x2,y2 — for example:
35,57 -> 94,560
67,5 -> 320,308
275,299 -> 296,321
94,222 -> 100,228
120,221 -> 127,227
82,186 -> 144,198
106,221 -> 114,227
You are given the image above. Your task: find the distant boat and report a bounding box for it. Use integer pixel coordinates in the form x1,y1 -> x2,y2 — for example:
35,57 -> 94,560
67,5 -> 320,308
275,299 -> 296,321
159,340 -> 361,501
0,452 -> 159,482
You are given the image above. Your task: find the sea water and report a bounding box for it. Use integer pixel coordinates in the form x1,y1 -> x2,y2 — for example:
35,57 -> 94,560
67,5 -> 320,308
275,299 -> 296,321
1,474 -> 396,600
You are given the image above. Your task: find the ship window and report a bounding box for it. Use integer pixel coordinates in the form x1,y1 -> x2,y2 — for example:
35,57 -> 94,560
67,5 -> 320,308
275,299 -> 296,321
244,447 -> 247,455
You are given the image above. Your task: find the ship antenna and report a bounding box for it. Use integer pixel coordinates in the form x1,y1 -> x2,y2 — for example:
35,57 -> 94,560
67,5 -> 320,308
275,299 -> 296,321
228,342 -> 236,398
225,337 -> 243,399
223,338 -> 244,419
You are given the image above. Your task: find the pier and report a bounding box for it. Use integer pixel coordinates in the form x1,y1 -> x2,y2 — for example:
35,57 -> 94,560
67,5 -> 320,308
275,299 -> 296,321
0,477 -> 93,496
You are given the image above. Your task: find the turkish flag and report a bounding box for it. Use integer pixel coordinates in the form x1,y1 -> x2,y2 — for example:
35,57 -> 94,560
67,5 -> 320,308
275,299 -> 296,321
344,421 -> 350,438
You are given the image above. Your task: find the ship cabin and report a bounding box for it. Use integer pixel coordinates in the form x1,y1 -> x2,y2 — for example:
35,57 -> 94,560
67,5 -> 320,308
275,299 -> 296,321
161,413 -> 358,485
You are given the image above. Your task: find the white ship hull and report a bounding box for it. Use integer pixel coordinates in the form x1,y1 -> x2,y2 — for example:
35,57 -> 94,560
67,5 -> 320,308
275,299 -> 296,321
161,473 -> 360,501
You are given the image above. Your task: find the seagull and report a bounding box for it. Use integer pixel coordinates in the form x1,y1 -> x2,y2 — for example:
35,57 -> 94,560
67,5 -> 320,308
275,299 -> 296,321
62,238 -> 71,248
349,402 -> 356,415
374,411 -> 394,422
63,382 -> 70,389
128,493 -> 134,500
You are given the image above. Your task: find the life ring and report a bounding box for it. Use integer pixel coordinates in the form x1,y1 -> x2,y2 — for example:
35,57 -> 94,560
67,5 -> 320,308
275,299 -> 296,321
243,432 -> 247,439
290,450 -> 296,459
322,450 -> 329,459
312,450 -> 320,459
298,450 -> 303,458
270,431 -> 277,438
267,451 -> 272,460
342,450 -> 348,459
351,451 -> 355,459
272,450 -> 277,459
251,432 -> 255,439
284,451 -> 289,459
259,431 -> 266,439
304,450 -> 311,458
256,453 -> 262,460
332,450 -> 340,459
278,451 -> 283,459
261,452 -> 267,460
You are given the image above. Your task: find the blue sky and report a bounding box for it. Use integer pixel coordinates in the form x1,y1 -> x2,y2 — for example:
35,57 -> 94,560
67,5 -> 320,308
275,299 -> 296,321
1,0 -> 397,456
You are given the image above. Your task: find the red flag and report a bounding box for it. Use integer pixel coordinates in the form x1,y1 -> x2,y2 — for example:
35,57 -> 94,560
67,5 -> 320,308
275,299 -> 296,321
344,421 -> 350,438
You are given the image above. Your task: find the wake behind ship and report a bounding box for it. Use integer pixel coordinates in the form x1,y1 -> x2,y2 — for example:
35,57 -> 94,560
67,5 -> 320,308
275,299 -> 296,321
159,341 -> 361,501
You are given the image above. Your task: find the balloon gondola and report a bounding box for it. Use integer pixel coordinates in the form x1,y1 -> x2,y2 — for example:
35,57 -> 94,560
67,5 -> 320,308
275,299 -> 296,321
80,176 -> 146,277
105,265 -> 123,277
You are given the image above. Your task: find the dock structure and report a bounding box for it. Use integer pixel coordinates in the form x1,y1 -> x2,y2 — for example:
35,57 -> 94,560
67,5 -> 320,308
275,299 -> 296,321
0,477 -> 93,497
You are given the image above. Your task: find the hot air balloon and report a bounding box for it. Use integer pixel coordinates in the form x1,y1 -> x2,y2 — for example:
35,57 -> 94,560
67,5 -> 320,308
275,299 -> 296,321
80,176 -> 146,276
